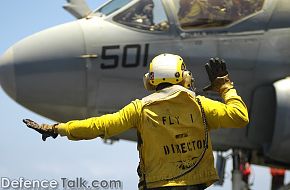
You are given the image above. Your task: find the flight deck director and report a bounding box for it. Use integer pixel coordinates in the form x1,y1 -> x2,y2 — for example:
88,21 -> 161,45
23,54 -> 249,190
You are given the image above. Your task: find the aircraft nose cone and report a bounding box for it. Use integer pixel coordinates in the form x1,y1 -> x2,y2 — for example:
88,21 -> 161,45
0,48 -> 16,99
0,20 -> 88,120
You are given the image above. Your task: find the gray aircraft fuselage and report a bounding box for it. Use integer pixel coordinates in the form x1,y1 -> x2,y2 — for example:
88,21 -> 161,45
0,0 -> 290,169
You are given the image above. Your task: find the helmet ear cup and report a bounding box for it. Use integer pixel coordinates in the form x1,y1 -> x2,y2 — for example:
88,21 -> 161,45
143,73 -> 156,91
181,71 -> 193,89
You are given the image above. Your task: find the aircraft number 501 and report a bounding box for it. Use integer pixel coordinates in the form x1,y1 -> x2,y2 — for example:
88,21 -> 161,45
101,44 -> 149,69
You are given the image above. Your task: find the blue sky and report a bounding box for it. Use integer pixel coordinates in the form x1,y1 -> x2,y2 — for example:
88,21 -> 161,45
0,1 -> 288,190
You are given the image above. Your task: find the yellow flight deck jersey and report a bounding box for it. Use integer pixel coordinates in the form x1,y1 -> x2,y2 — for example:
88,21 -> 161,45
57,85 -> 249,189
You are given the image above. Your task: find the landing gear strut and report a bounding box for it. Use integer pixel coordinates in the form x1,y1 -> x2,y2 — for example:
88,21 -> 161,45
232,149 -> 245,190
215,149 -> 252,190
232,149 -> 251,190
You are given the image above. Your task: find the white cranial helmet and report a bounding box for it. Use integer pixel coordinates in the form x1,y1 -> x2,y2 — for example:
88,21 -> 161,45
143,53 -> 193,91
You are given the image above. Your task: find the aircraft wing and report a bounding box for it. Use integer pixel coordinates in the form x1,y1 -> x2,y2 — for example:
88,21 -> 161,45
63,0 -> 92,19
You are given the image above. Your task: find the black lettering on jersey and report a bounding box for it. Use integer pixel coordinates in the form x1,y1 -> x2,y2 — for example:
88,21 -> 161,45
197,140 -> 202,149
164,145 -> 170,155
190,114 -> 194,123
162,139 -> 205,156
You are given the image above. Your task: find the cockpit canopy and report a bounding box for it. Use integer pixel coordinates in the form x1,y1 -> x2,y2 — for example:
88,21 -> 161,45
96,0 -> 265,31
113,0 -> 169,31
95,0 -> 133,16
175,0 -> 265,29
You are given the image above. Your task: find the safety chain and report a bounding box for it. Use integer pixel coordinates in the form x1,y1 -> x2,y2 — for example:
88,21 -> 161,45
197,97 -> 209,150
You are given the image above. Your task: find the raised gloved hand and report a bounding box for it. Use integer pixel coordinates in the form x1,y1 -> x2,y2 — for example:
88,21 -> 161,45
23,119 -> 58,141
203,57 -> 234,94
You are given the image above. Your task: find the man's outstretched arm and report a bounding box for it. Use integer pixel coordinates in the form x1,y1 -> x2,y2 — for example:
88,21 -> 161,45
23,100 -> 142,141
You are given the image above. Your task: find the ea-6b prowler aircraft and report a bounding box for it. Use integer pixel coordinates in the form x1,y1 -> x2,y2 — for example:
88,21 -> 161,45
0,0 -> 290,186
